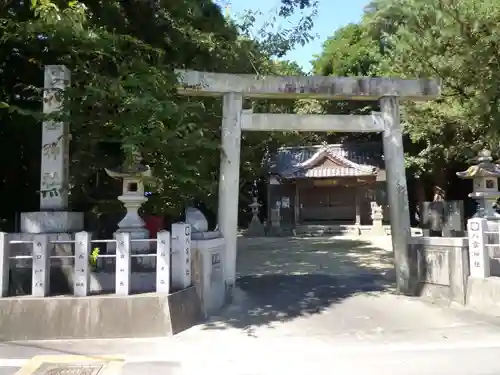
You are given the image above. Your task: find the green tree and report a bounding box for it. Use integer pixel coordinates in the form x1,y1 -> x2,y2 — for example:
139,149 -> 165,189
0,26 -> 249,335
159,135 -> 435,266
311,0 -> 500,199
0,0 -> 319,230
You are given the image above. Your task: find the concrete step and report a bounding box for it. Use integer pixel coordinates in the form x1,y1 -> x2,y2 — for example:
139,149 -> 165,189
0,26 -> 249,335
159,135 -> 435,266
294,225 -> 423,238
295,224 -> 389,237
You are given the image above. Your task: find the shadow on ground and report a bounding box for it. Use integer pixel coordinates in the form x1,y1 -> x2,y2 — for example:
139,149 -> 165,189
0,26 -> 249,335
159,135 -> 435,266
204,236 -> 396,335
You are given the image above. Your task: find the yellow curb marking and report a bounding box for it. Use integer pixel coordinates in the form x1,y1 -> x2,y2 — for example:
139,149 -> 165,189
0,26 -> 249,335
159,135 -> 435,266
14,355 -> 125,375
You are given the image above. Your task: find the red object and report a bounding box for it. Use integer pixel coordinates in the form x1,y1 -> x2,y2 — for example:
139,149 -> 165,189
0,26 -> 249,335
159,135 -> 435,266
144,215 -> 164,238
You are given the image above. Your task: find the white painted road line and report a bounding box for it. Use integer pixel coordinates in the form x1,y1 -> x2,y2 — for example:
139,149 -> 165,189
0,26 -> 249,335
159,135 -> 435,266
0,359 -> 26,367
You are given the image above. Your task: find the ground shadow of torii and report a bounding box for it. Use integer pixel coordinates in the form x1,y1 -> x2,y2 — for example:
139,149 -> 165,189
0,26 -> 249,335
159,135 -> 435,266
202,237 -> 396,336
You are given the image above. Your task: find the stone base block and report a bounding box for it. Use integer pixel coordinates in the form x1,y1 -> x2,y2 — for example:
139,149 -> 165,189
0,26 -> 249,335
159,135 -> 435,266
370,224 -> 386,236
0,288 -> 202,340
466,277 -> 500,316
409,236 -> 469,304
20,211 -> 83,233
191,237 -> 226,317
244,220 -> 266,237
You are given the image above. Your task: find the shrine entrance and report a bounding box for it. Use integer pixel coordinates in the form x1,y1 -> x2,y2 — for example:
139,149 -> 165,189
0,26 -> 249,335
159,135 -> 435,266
176,70 -> 440,296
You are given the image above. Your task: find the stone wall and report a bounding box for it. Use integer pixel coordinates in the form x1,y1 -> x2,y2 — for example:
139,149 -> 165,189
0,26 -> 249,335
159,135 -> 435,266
409,236 -> 469,305
0,288 -> 201,340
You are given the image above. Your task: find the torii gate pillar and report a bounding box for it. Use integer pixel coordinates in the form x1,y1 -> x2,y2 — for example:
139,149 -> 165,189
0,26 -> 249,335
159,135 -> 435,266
218,92 -> 243,295
381,96 -> 412,294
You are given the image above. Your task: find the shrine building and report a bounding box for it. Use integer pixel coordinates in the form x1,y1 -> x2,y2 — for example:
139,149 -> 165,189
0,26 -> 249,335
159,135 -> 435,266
266,142 -> 389,228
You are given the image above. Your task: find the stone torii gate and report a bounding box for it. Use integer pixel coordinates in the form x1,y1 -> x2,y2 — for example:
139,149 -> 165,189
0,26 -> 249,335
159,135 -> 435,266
176,70 -> 440,295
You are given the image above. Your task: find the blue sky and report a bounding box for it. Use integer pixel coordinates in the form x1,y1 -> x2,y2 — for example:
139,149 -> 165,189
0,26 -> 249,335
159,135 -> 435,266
226,0 -> 369,72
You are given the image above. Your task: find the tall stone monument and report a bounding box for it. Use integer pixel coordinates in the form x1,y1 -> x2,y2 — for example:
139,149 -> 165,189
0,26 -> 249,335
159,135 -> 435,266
20,65 -> 83,234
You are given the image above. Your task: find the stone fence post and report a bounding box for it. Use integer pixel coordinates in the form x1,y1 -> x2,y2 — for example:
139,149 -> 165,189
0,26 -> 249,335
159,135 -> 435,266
156,230 -> 171,293
171,223 -> 192,290
74,231 -> 91,297
32,234 -> 50,297
0,233 -> 10,297
467,218 -> 490,278
115,232 -> 131,295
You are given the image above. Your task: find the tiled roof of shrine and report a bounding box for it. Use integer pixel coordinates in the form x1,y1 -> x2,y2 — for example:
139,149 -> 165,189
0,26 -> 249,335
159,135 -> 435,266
268,142 -> 384,179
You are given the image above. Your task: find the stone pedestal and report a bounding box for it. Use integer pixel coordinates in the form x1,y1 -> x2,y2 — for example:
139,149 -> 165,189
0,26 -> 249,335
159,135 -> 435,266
20,212 -> 84,234
268,208 -> 282,236
104,167 -> 152,266
16,212 -> 84,267
113,191 -> 149,254
247,216 -> 265,237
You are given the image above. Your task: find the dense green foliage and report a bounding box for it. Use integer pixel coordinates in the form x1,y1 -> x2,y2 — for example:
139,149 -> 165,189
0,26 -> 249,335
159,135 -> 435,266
0,0 -> 316,229
2,0 -> 500,228
313,0 -> 500,200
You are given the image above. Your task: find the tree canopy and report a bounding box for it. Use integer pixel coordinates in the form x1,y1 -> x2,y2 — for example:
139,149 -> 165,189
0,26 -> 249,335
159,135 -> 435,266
1,0 -> 499,228
0,0 -> 317,229
312,0 -> 500,200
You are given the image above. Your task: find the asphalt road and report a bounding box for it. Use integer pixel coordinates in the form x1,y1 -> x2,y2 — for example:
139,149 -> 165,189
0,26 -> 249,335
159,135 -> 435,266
2,346 -> 500,375
2,236 -> 500,374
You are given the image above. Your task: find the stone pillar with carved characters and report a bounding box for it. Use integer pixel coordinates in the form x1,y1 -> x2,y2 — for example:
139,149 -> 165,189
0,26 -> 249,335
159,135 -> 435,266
15,66 -> 84,282
20,65 -> 84,234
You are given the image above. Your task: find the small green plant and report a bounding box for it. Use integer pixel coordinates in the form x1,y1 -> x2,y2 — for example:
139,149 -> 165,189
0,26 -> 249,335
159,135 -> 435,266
90,247 -> 100,267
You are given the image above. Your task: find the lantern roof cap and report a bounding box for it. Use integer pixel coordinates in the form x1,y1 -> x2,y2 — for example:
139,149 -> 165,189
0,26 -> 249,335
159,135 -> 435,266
456,149 -> 500,179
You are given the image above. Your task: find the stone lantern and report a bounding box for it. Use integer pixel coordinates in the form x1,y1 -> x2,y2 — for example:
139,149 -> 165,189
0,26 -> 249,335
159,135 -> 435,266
370,201 -> 385,235
456,149 -> 500,219
105,150 -> 152,257
249,196 -> 261,218
246,196 -> 265,236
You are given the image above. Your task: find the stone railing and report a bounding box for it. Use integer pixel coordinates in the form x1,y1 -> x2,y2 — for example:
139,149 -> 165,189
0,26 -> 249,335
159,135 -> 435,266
0,223 -> 193,298
409,217 -> 500,315
0,223 -> 227,340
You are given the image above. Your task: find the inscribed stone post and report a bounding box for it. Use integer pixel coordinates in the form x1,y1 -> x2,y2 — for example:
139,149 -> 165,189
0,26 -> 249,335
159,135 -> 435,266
171,223 -> 192,290
217,92 -> 243,296
115,232 -> 131,295
156,230 -> 171,293
381,96 -> 412,294
74,231 -> 91,297
20,65 -> 83,235
467,218 -> 490,278
41,65 -> 71,210
32,234 -> 50,297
